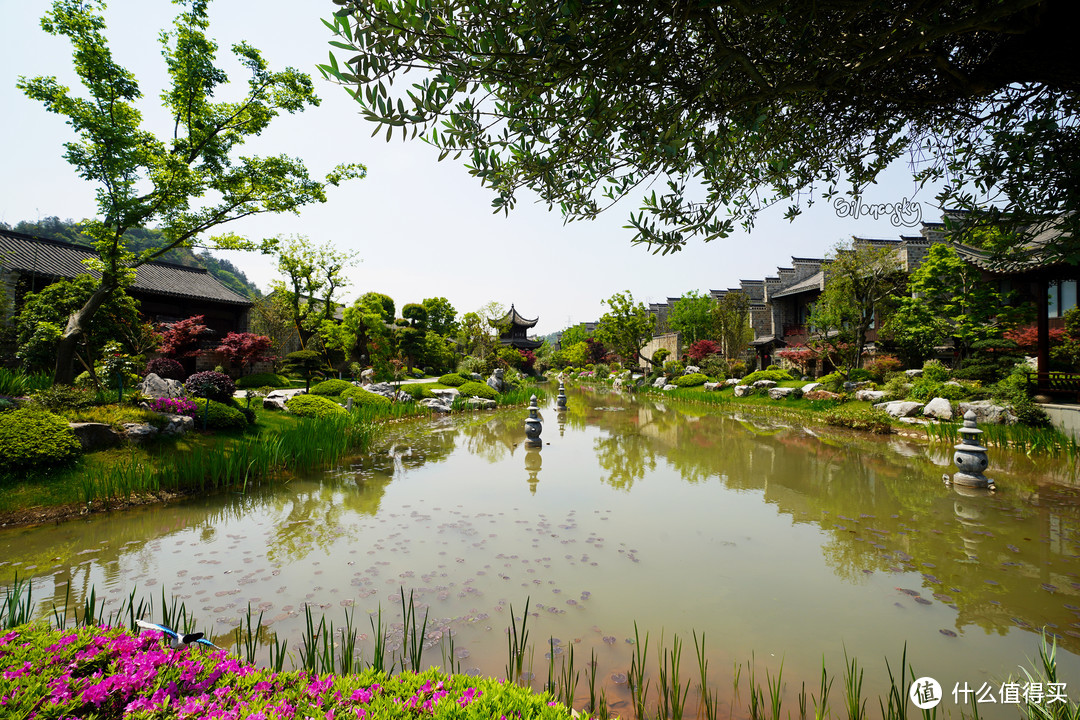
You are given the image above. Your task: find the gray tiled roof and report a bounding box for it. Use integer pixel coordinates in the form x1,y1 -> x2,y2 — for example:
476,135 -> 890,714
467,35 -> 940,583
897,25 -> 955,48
0,230 -> 251,306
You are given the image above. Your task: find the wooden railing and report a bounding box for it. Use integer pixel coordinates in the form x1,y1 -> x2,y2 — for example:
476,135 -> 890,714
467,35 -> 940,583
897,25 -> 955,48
1028,372 -> 1080,401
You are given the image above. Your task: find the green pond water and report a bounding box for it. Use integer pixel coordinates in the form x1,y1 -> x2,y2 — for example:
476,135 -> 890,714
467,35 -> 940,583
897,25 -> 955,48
3,387 -> 1080,719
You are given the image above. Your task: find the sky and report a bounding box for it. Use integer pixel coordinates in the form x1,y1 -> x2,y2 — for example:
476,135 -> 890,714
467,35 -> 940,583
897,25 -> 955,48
0,0 -> 944,336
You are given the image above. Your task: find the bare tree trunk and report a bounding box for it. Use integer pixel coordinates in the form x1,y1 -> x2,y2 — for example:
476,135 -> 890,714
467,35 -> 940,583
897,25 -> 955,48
53,282 -> 116,385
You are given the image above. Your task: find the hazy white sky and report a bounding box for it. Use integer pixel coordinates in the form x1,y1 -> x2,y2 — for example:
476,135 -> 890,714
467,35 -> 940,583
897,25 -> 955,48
1,0 -> 943,335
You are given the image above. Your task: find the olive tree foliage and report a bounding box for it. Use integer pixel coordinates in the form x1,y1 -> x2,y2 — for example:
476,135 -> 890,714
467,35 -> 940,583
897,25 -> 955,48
595,291 -> 656,368
808,243 -> 906,374
320,0 -> 1078,260
18,0 -> 364,384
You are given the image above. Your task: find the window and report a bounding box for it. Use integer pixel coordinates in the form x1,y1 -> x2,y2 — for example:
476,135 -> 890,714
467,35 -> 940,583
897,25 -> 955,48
1050,280 -> 1078,318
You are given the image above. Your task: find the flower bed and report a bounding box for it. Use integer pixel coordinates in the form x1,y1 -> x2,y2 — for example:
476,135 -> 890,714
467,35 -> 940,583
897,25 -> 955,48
0,623 -> 575,720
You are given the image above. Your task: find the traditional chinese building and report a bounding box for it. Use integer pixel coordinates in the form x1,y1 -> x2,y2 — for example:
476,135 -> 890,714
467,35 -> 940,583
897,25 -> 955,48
498,304 -> 542,350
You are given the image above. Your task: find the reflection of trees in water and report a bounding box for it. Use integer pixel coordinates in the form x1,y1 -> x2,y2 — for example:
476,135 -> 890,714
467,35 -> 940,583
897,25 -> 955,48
593,431 -> 656,491
457,414 -> 523,464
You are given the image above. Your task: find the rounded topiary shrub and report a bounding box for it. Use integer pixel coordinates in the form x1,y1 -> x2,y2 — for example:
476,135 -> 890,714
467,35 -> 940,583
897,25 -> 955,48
674,372 -> 708,387
286,394 -> 347,418
0,408 -> 82,469
741,368 -> 795,384
144,357 -> 185,381
310,378 -> 354,396
185,371 -> 236,403
458,381 -> 498,400
341,386 -> 392,407
438,373 -> 468,387
236,373 -> 287,389
191,398 -> 248,430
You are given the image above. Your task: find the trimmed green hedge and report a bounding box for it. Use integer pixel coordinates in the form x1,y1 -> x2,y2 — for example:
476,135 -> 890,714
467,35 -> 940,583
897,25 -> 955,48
341,386 -> 393,407
741,369 -> 795,384
673,372 -> 708,387
236,373 -> 288,389
310,378 -> 355,396
438,373 -> 468,387
457,381 -> 497,400
0,408 -> 82,469
191,398 -> 248,430
286,394 -> 347,418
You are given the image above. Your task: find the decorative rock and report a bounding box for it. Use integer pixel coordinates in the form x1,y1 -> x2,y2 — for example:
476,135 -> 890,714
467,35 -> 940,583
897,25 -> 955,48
652,376 -> 669,388
612,377 -> 623,391
469,373 -> 484,382
464,397 -> 497,410
662,384 -> 678,391
487,367 -> 506,392
138,373 -> 187,399
923,397 -> 954,420
804,390 -> 841,401
263,397 -> 288,411
854,389 -> 886,403
958,401 -> 1011,425
266,388 -> 307,401
122,422 -> 159,444
733,385 -> 753,398
873,400 -> 924,418
431,388 -> 459,402
801,382 -> 823,393
752,379 -> 777,389
366,382 -> 395,396
69,422 -> 121,451
161,413 -> 194,436
843,380 -> 872,392
420,398 -> 452,413
903,369 -> 923,378
724,378 -> 741,386
360,368 -> 374,384
683,365 -> 700,375
769,387 -> 800,400
703,382 -> 721,391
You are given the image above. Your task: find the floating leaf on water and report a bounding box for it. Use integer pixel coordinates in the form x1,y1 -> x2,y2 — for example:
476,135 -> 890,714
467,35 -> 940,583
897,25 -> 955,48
1043,584 -> 1059,593
914,597 -> 932,606
939,629 -> 957,637
896,588 -> 921,596
984,580 -> 999,586
603,636 -> 617,645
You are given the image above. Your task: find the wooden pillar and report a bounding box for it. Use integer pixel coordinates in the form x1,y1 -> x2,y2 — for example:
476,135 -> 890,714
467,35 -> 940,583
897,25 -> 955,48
1037,277 -> 1050,379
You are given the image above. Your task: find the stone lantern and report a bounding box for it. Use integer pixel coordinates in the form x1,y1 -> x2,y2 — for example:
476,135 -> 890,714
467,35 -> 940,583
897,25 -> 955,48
556,380 -> 567,410
524,395 -> 543,447
950,410 -> 995,489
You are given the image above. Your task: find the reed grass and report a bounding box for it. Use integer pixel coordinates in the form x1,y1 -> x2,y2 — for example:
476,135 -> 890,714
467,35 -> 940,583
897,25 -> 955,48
927,420 -> 1079,459
506,598 -> 531,684
398,587 -> 429,673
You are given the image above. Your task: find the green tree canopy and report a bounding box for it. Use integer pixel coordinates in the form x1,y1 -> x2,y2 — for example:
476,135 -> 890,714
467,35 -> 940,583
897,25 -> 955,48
421,296 -> 458,336
713,292 -> 754,361
595,291 -> 656,368
667,291 -> 716,346
19,0 -> 364,383
322,0 -> 1078,260
272,235 -> 359,348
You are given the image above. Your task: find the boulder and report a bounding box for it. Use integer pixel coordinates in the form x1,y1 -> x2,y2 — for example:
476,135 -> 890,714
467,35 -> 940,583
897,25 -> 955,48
464,397 -> 497,410
487,367 -> 506,392
161,413 -> 195,436
769,387 -> 800,400
903,369 -> 923,378
804,390 -> 841,401
420,398 -> 453,413
469,373 -> 484,382
843,380 -> 872,392
360,368 -> 374,385
122,422 -> 159,444
855,389 -> 887,403
703,382 -> 721,391
662,384 -> 678,391
733,385 -> 753,398
652,375 -> 669,388
959,400 -> 1015,425
366,382 -> 396,397
69,422 -> 121,451
138,373 -> 187,399
263,397 -> 288,411
923,397 -> 954,421
266,388 -> 306,401
801,382 -> 823,393
612,377 -> 623,391
684,365 -> 701,375
724,378 -> 742,386
752,379 -> 777,389
431,388 -> 459,402
874,400 -> 924,418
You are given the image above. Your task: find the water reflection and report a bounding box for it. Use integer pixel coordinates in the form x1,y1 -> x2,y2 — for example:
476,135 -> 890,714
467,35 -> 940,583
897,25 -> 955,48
2,387 -> 1080,719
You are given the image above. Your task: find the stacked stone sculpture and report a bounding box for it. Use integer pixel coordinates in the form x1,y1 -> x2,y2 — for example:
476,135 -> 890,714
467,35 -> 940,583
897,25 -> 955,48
949,410 -> 995,489
525,394 -> 543,447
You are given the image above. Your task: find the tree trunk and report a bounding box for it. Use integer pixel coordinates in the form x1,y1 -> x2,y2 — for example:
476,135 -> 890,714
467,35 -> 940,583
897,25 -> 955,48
53,281 -> 116,385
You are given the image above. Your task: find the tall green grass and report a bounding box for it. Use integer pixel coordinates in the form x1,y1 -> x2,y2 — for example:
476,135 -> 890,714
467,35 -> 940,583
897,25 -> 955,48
0,368 -> 52,396
927,421 -> 1079,459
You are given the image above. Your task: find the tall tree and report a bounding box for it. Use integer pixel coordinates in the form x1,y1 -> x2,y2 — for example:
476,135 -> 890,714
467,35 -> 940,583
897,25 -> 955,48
272,235 -> 358,348
808,243 -> 906,374
668,291 -> 716,346
322,0 -> 1078,260
595,291 -> 656,368
713,292 -> 754,361
19,0 -> 364,383
421,296 -> 458,337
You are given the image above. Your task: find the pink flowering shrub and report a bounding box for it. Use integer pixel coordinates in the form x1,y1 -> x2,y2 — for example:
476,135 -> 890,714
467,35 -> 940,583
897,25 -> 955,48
0,624 -> 575,720
148,396 -> 198,417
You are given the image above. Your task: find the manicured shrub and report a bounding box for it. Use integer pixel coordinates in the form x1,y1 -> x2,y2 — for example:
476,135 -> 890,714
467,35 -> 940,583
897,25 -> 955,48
30,384 -> 97,411
663,360 -> 685,376
673,372 -> 708,387
908,379 -> 972,402
741,368 -> 795,384
185,371 -> 236,403
236,373 -> 288,389
190,398 -> 247,430
823,407 -> 893,434
651,348 -> 671,365
286,394 -> 347,418
0,407 -> 82,468
458,380 -> 498,400
310,378 -> 354,396
863,354 -> 902,383
922,359 -> 951,382
400,383 -> 436,400
728,360 -> 747,378
341,386 -> 392,407
147,396 -> 197,417
143,357 -> 185,381
439,373 -> 468,387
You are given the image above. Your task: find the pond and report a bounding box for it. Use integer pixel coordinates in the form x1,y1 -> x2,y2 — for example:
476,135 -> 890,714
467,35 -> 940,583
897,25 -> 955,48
3,387 -> 1080,719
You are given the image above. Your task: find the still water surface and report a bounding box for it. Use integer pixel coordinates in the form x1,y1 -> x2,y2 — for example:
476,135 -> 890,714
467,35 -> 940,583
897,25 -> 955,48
4,388 -> 1080,717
